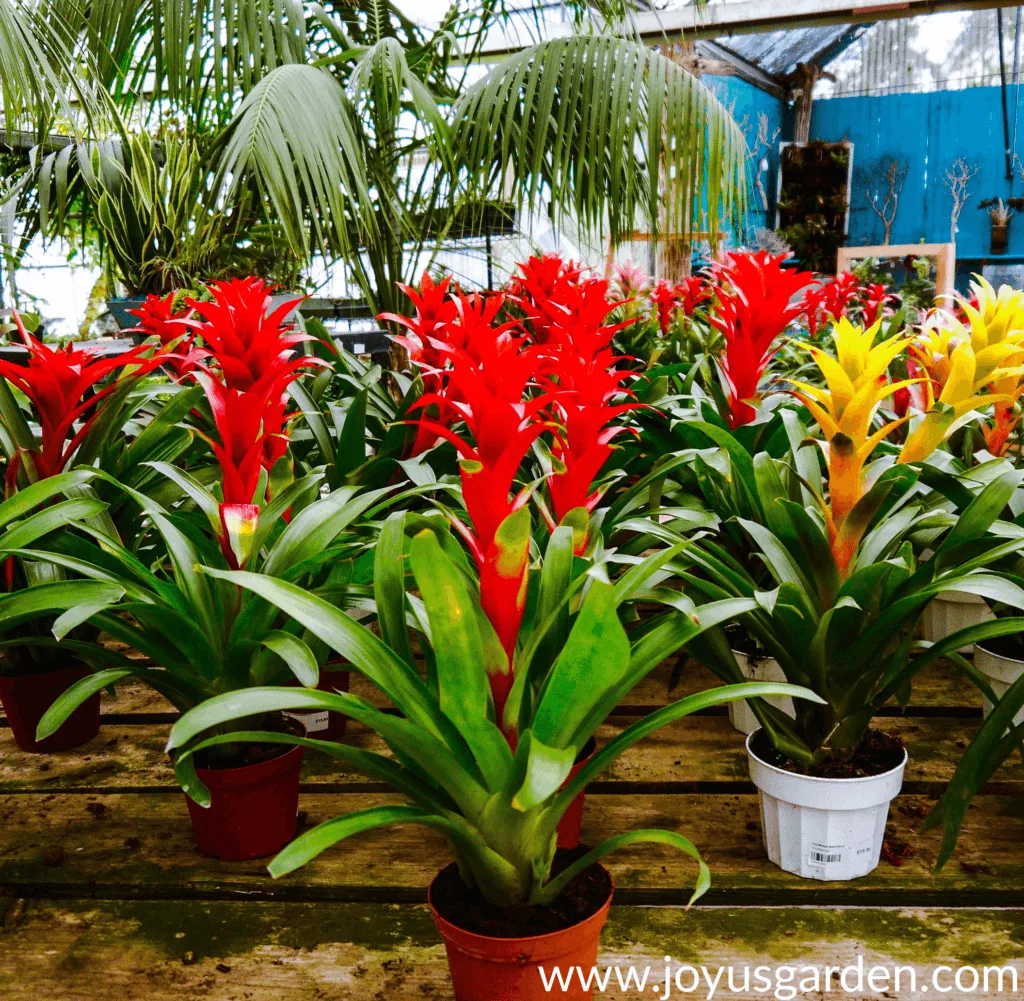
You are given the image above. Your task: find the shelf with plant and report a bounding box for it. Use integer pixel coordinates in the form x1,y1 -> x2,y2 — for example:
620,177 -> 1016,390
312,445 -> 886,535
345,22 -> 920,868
652,312 -> 1024,880
27,277 -> 418,858
0,313 -> 180,750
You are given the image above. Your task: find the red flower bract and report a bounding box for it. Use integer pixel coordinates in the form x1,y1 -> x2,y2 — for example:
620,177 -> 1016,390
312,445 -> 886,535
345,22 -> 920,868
127,293 -> 199,379
801,272 -> 862,338
649,276 -> 711,334
394,255 -> 642,725
0,314 -> 166,485
860,283 -> 896,327
710,251 -> 814,427
184,278 -> 323,566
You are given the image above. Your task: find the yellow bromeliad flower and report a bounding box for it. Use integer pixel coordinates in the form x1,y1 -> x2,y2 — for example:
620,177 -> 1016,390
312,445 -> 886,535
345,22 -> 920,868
961,275 -> 1024,351
900,316 -> 1020,463
789,318 -> 918,555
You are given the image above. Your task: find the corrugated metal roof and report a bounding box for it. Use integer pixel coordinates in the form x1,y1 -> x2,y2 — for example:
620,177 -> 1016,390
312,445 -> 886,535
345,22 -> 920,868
710,25 -> 862,77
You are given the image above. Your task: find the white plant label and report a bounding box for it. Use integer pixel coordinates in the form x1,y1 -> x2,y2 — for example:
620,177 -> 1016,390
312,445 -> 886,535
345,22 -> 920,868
285,710 -> 329,733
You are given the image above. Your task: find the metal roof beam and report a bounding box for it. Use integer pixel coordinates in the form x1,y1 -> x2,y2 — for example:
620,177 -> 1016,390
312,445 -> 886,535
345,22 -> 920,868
628,0 -> 1021,42
477,0 -> 1022,54
693,39 -> 788,96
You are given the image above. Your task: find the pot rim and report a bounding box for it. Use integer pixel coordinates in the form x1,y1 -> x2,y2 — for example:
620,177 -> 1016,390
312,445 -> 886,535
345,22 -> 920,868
0,660 -> 93,684
192,740 -> 305,787
745,729 -> 909,785
428,862 -> 613,948
974,640 -> 1024,666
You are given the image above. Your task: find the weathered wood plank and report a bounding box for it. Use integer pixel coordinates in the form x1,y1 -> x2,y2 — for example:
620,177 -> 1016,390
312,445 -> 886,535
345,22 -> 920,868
1,656 -> 982,726
2,655 -> 991,732
2,899 -> 1023,1001
1,790 -> 1021,905
0,715 -> 1011,794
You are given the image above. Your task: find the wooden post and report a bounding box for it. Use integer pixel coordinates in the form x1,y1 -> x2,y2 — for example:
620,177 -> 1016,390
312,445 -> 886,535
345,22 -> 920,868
791,63 -> 821,145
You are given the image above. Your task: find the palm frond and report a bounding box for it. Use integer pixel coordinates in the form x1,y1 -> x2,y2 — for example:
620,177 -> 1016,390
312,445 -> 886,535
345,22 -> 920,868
449,35 -> 747,247
213,63 -> 377,261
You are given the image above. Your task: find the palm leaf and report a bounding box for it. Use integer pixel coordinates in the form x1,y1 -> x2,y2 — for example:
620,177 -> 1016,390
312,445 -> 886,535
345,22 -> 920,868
449,35 -> 746,247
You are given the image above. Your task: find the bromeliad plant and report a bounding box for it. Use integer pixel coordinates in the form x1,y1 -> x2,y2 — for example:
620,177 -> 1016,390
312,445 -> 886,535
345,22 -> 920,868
658,318 -> 1024,766
708,251 -> 814,428
32,278 -> 412,740
0,314 -> 193,673
164,518 -> 818,906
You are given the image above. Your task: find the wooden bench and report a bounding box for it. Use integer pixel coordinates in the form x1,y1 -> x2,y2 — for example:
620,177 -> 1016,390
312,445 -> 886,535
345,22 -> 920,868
2,659 -> 1022,999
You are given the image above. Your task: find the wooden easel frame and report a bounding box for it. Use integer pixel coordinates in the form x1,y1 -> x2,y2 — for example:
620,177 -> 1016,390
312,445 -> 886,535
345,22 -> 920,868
836,243 -> 956,303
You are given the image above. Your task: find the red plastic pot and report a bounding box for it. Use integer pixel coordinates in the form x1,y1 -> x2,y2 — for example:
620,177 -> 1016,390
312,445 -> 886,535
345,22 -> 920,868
0,662 -> 100,753
429,864 -> 613,1001
556,736 -> 597,850
184,744 -> 305,860
284,667 -> 350,740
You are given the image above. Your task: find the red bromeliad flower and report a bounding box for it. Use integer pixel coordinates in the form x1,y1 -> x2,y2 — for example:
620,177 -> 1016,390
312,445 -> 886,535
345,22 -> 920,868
183,278 -> 311,392
860,283 -> 896,327
127,293 -> 200,379
508,255 -> 641,550
507,253 -> 590,344
800,272 -> 862,338
378,272 -> 457,373
395,256 -> 644,720
649,281 -> 679,334
543,354 -> 637,552
410,305 -> 548,719
0,313 -> 166,488
678,275 -> 712,317
184,279 -> 322,567
710,252 -> 814,427
650,277 -> 712,333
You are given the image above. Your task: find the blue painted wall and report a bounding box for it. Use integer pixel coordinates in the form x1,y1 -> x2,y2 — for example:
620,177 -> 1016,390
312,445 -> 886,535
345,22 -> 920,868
810,86 -> 1024,263
704,75 -> 791,233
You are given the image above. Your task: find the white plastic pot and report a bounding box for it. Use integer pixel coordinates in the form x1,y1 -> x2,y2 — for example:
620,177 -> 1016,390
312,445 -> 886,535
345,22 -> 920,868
746,732 -> 907,881
728,649 -> 795,736
920,590 -> 993,653
974,643 -> 1024,727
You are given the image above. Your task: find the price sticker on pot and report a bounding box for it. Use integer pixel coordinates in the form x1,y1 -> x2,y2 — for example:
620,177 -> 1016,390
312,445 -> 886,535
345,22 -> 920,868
808,842 -> 845,870
807,839 -> 874,878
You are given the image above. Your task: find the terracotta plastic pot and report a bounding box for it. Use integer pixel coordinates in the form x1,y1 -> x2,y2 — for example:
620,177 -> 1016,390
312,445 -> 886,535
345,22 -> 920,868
556,736 -> 597,850
0,663 -> 100,753
185,743 -> 305,860
284,667 -> 350,740
429,864 -> 613,1001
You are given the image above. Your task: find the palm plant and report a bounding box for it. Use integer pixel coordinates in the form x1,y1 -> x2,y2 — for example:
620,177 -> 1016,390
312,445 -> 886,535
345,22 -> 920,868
34,130 -> 305,300
16,0 -> 747,316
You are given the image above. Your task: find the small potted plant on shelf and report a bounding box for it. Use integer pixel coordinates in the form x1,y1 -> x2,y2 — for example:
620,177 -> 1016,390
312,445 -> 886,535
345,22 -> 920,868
661,317 -> 1024,880
909,282 -> 1024,645
166,522 -> 817,1001
0,316 -> 171,751
32,278 -> 406,858
981,198 -> 1015,255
